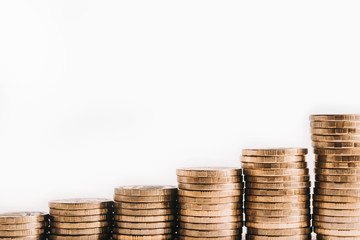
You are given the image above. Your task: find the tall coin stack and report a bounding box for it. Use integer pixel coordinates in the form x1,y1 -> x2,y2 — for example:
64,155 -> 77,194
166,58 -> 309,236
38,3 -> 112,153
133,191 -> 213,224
177,167 -> 243,239
49,198 -> 113,240
311,114 -> 360,239
113,185 -> 178,240
241,148 -> 311,240
0,212 -> 49,239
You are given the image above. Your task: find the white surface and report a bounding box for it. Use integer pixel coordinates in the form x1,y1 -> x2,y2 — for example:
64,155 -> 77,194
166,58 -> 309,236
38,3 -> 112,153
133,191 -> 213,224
0,0 -> 360,212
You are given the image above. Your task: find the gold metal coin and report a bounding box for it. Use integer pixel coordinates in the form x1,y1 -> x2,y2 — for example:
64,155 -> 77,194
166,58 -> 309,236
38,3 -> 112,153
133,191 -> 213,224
49,198 -> 113,210
316,174 -> 360,183
0,222 -> 46,230
245,175 -> 309,183
316,234 -> 360,240
245,201 -> 309,210
310,114 -> 360,121
315,181 -> 360,189
242,162 -> 307,169
179,202 -> 241,211
178,183 -> 243,191
179,222 -> 242,230
246,215 -> 310,223
315,148 -> 360,155
178,196 -> 241,204
50,221 -> 109,229
0,228 -> 45,237
245,208 -> 310,217
245,221 -> 309,229
113,228 -> 173,235
114,185 -> 177,196
177,236 -> 241,240
114,201 -> 175,210
313,215 -> 360,223
114,214 -> 175,222
49,234 -> 110,240
314,194 -> 360,202
178,215 -> 242,223
246,234 -> 311,240
51,214 -> 111,223
313,141 -> 360,148
178,189 -> 242,198
245,188 -> 310,196
114,195 -> 176,203
241,156 -> 306,163
316,161 -> 360,168
177,176 -> 242,184
112,234 -> 173,240
242,148 -> 308,156
312,134 -> 360,142
315,168 -> 360,175
245,195 -> 310,203
3,236 -> 46,240
114,208 -> 176,216
311,121 -> 360,128
314,227 -> 360,236
247,227 -> 311,236
311,128 -> 360,135
176,167 -> 242,177
314,207 -> 360,217
316,155 -> 360,162
179,209 -> 242,217
115,221 -> 175,229
314,201 -> 360,209
178,228 -> 240,237
0,212 -> 48,224
51,227 -> 110,235
246,181 -> 310,189
244,168 -> 309,176
49,208 -> 110,216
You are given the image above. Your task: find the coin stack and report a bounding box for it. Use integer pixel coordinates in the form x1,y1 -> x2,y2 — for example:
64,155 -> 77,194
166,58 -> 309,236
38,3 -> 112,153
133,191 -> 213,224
113,185 -> 178,240
0,212 -> 49,239
49,198 -> 113,240
311,114 -> 360,239
241,148 -> 311,240
176,167 -> 243,239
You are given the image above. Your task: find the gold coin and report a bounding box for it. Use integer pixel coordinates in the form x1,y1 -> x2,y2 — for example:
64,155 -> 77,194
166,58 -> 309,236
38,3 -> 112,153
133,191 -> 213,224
310,114 -> 360,121
313,215 -> 360,223
241,155 -> 306,163
178,236 -> 240,240
315,181 -> 360,189
0,228 -> 45,237
179,202 -> 241,211
245,208 -> 310,217
176,167 -> 242,177
49,234 -> 110,240
115,221 -> 175,229
2,236 -> 46,240
247,227 -> 311,236
314,194 -> 360,202
311,121 -> 360,128
51,227 -> 110,235
178,189 -> 242,198
178,228 -> 240,237
246,215 -> 309,223
314,227 -> 360,236
178,215 -> 242,223
245,201 -> 309,210
178,196 -> 241,204
316,161 -> 360,168
311,128 -> 360,135
179,222 -> 242,230
245,175 -> 309,183
50,221 -> 109,229
0,222 -> 46,230
114,195 -> 176,203
316,174 -> 360,182
315,148 -> 360,155
315,168 -> 360,175
0,212 -> 48,224
244,168 -> 309,176
245,221 -> 309,229
312,134 -> 360,142
113,228 -> 173,235
114,214 -> 175,222
177,176 -> 242,184
114,201 -> 175,210
49,198 -> 113,210
314,201 -> 360,209
179,209 -> 242,217
316,155 -> 360,162
242,162 -> 307,169
314,207 -> 360,217
114,185 -> 177,196
246,234 -> 311,240
245,195 -> 310,203
178,183 -> 243,191
51,214 -> 111,223
114,208 -> 176,216
242,148 -> 308,156
313,141 -> 360,148
316,234 -> 360,240
112,234 -> 173,240
246,181 -> 310,189
245,188 -> 310,196
49,208 -> 110,216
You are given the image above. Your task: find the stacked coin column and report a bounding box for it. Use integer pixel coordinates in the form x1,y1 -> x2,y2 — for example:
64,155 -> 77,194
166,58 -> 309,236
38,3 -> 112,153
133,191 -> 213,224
311,114 -> 360,239
113,185 -> 178,240
241,148 -> 311,240
0,212 -> 49,239
49,198 -> 113,240
177,167 -> 243,239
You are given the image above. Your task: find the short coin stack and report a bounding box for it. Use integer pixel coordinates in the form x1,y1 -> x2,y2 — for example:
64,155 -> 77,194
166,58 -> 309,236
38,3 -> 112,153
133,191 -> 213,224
177,167 -> 243,239
49,198 -> 113,240
113,185 -> 178,240
311,114 -> 360,239
0,212 -> 49,239
241,148 -> 311,240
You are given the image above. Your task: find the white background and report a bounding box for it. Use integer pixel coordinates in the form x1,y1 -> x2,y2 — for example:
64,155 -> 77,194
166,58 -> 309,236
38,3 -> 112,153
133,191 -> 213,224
0,0 -> 360,212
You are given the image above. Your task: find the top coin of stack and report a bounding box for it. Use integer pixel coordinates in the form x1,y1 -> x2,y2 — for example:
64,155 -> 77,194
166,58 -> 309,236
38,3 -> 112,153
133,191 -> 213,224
0,211 -> 49,239
177,167 -> 243,240
241,148 -> 311,240
49,198 -> 113,240
113,185 -> 178,240
310,114 -> 360,239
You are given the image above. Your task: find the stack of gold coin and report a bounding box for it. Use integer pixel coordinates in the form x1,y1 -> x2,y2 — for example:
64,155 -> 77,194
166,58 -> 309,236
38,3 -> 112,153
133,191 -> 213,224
49,198 -> 113,240
113,185 -> 178,240
176,167 -> 243,239
241,148 -> 311,240
0,212 -> 49,239
311,114 -> 360,239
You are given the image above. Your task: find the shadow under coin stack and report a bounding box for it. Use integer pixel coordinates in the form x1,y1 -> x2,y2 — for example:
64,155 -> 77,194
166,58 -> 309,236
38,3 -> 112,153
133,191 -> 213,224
241,148 -> 311,240
49,198 -> 113,240
113,185 -> 178,240
0,212 -> 49,239
177,167 -> 243,240
311,114 -> 360,239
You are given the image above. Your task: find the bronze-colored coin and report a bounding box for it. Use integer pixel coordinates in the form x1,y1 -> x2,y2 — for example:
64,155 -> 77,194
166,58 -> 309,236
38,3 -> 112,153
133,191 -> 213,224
115,221 -> 175,229
178,236 -> 241,240
51,227 -> 110,235
0,212 -> 48,224
179,208 -> 242,217
179,202 -> 241,211
316,174 -> 360,183
245,175 -> 309,183
313,215 -> 360,223
178,215 -> 242,223
177,176 -> 242,184
49,198 -> 113,210
49,208 -> 110,216
310,114 -> 360,121
242,162 -> 307,169
246,181 -> 310,189
244,168 -> 309,176
179,222 -> 242,230
245,188 -> 310,196
314,227 -> 360,236
113,227 -> 173,235
114,208 -> 176,216
0,222 -> 46,230
50,221 -> 109,229
178,189 -> 242,198
315,181 -> 360,189
114,185 -> 177,196
315,187 -> 360,197
114,201 -> 175,210
316,155 -> 360,162
312,134 -> 360,142
314,194 -> 360,202
314,207 -> 360,217
49,234 -> 110,240
315,168 -> 360,175
245,201 -> 309,210
313,141 -> 360,149
246,234 -> 311,240
311,121 -> 360,128
176,167 -> 242,177
245,208 -> 310,217
0,228 -> 45,237
179,228 -> 240,237
51,214 -> 111,223
311,128 -> 360,135
112,234 -> 173,240
315,148 -> 360,155
246,215 -> 310,223
114,214 -> 175,222
0,236 -> 46,240
178,196 -> 241,204
245,195 -> 309,203
114,195 -> 176,203
314,201 -> 360,209
241,156 -> 306,163
316,234 -> 360,240
316,161 -> 360,168
242,148 -> 308,156
245,221 -> 309,229
247,227 -> 311,236
178,183 -> 243,191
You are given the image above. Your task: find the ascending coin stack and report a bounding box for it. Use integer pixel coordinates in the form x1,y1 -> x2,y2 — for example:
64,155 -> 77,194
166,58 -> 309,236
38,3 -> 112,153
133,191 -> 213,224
113,185 -> 178,240
177,167 -> 243,239
241,148 -> 311,240
0,212 -> 49,239
311,114 -> 360,239
49,198 -> 113,240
